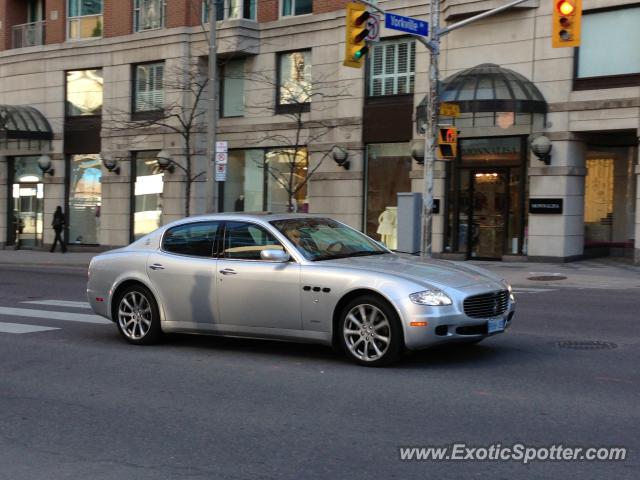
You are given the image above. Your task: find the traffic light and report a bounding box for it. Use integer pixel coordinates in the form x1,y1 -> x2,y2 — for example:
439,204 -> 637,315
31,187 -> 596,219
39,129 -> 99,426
552,0 -> 582,48
344,2 -> 370,69
437,127 -> 458,160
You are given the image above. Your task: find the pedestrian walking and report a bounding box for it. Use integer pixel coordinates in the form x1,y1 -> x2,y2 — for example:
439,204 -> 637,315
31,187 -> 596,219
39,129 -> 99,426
50,206 -> 67,253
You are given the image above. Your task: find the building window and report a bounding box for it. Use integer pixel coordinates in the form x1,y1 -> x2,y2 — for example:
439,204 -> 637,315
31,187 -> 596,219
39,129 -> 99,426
68,154 -> 102,245
277,50 -> 312,111
67,0 -> 103,40
281,0 -> 312,17
132,151 -> 164,240
222,148 -> 308,213
575,6 -> 640,89
202,0 -> 256,22
134,0 -> 165,32
66,69 -> 104,116
368,39 -> 416,96
133,62 -> 164,113
221,59 -> 245,117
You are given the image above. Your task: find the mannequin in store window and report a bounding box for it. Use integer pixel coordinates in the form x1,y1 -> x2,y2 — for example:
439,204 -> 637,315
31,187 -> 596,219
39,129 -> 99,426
376,206 -> 398,250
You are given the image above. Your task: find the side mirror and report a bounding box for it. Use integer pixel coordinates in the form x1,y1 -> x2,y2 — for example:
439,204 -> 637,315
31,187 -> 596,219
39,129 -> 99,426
260,249 -> 290,262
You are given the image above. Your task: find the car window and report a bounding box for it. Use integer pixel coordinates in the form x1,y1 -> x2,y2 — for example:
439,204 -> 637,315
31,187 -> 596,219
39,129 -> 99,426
223,222 -> 284,260
162,222 -> 219,257
271,218 -> 388,261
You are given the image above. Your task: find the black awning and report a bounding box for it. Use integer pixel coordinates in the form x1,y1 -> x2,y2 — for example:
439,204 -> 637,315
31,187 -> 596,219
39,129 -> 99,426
0,105 -> 53,141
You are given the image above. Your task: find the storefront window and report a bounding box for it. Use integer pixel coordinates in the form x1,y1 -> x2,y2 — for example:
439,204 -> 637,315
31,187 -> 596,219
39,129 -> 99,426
133,151 -> 163,240
365,143 -> 412,249
68,154 -> 102,244
584,146 -> 637,248
222,148 -> 308,213
10,157 -> 44,248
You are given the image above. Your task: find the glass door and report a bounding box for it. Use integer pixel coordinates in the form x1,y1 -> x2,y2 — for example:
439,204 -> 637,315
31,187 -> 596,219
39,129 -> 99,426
13,183 -> 44,249
470,170 -> 508,259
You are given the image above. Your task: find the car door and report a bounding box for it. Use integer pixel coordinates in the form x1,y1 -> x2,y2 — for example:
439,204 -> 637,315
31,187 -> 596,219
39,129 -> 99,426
146,221 -> 220,328
217,221 -> 301,330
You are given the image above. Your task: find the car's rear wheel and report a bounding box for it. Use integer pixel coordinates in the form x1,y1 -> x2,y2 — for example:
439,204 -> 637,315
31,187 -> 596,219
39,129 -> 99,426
339,295 -> 402,366
115,284 -> 161,345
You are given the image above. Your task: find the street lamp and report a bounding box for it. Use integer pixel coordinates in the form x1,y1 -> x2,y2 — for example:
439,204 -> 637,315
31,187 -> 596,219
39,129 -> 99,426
157,150 -> 175,173
332,146 -> 350,170
410,139 -> 425,165
530,135 -> 552,165
38,154 -> 54,176
102,155 -> 120,175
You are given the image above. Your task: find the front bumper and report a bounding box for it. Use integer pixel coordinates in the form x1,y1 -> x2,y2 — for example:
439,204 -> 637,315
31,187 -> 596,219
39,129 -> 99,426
398,294 -> 515,351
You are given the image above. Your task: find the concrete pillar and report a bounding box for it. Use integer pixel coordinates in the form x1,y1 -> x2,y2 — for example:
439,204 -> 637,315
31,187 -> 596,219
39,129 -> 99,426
100,163 -> 131,249
528,139 -> 586,262
0,156 -> 6,248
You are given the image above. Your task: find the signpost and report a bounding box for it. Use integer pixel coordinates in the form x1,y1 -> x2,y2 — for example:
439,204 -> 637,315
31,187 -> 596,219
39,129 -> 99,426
439,102 -> 460,118
384,13 -> 428,36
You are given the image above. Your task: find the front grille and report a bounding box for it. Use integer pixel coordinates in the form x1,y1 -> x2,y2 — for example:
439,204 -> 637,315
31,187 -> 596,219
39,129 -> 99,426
463,290 -> 509,318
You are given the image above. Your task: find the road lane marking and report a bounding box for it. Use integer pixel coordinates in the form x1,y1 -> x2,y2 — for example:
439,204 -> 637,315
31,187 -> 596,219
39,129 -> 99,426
0,307 -> 110,324
21,300 -> 91,309
0,322 -> 60,334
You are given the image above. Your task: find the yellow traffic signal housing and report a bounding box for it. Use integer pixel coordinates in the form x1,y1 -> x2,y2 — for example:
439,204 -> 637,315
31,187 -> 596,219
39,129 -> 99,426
552,0 -> 582,48
344,2 -> 370,69
437,127 -> 458,160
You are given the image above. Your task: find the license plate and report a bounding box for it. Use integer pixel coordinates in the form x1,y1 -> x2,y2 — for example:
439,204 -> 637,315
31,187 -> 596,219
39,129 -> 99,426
487,318 -> 505,334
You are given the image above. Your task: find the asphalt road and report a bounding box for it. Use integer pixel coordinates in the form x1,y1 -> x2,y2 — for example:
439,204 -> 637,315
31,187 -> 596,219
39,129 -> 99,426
0,265 -> 638,479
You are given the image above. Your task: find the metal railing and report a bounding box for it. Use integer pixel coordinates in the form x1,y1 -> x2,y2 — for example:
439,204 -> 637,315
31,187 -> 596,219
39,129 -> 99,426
11,21 -> 45,49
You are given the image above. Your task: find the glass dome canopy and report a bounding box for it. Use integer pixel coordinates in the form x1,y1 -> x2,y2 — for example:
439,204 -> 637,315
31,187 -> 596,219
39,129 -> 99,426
0,105 -> 53,141
439,63 -> 547,114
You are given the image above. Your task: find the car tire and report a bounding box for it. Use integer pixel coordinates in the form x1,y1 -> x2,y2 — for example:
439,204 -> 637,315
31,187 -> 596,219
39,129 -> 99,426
114,284 -> 162,345
338,295 -> 402,367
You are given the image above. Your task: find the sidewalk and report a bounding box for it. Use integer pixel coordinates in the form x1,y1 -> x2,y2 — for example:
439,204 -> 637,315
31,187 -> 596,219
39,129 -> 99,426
0,249 -> 638,289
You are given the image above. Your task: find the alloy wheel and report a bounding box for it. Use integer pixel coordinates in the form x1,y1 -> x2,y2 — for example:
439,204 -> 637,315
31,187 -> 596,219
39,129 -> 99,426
118,291 -> 153,340
343,304 -> 391,362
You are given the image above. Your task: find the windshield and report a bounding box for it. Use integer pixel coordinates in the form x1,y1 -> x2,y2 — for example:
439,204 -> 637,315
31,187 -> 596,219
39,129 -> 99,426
271,218 -> 389,261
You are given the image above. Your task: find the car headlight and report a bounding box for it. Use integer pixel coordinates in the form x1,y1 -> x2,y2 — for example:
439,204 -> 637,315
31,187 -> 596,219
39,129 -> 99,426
503,281 -> 515,302
409,290 -> 452,306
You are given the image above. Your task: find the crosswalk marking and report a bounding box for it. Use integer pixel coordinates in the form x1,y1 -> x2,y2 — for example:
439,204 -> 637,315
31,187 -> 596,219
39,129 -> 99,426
0,322 -> 60,334
21,299 -> 91,309
0,306 -> 110,325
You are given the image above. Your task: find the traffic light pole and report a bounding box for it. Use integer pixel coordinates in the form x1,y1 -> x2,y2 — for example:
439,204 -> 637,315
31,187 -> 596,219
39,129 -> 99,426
356,0 -> 530,257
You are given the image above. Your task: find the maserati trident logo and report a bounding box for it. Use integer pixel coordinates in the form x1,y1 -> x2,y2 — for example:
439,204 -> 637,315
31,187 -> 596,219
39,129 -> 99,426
492,294 -> 499,315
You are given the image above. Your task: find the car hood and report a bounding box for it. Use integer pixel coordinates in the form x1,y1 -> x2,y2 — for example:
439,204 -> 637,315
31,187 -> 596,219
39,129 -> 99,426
322,254 -> 504,289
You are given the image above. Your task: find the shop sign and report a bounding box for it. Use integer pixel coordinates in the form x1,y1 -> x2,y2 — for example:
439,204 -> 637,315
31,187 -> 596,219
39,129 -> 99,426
529,198 -> 563,214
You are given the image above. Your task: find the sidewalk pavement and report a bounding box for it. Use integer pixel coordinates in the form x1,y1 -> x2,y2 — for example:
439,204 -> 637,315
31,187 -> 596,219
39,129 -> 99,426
0,249 -> 638,290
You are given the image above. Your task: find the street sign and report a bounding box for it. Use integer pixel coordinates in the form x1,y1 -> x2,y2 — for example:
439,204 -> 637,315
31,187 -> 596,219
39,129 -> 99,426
439,102 -> 460,118
366,14 -> 381,42
215,162 -> 227,181
215,152 -> 228,164
215,141 -> 228,153
384,13 -> 428,37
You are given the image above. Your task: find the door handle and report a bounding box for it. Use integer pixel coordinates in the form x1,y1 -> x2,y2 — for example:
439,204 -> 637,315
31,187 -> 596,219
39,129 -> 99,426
149,264 -> 165,270
220,268 -> 237,275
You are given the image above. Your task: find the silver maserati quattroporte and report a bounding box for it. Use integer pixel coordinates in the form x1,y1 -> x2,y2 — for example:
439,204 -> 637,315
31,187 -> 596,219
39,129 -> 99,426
87,214 -> 515,366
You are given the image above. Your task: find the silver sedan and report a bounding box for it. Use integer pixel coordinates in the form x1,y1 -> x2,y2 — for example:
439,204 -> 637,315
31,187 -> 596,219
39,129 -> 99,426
87,214 -> 515,366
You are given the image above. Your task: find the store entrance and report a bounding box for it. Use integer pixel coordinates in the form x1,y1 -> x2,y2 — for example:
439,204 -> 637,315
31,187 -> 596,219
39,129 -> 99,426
13,182 -> 44,249
469,170 -> 508,258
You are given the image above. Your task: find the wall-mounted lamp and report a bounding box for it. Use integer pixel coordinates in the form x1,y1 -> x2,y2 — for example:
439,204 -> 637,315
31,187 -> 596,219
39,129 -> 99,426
157,149 -> 175,173
410,139 -> 425,165
331,146 -> 350,170
530,135 -> 552,165
37,154 -> 54,176
102,156 -> 121,175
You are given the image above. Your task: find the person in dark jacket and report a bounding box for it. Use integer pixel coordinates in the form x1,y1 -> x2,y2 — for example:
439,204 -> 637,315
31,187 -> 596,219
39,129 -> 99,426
50,206 -> 67,253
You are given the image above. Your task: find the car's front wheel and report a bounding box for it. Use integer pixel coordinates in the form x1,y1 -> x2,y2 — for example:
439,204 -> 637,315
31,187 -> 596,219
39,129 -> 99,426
115,284 -> 162,345
339,295 -> 402,366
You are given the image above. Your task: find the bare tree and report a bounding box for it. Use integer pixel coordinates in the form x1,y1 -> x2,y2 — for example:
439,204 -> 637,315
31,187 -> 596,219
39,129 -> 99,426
105,59 -> 208,217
